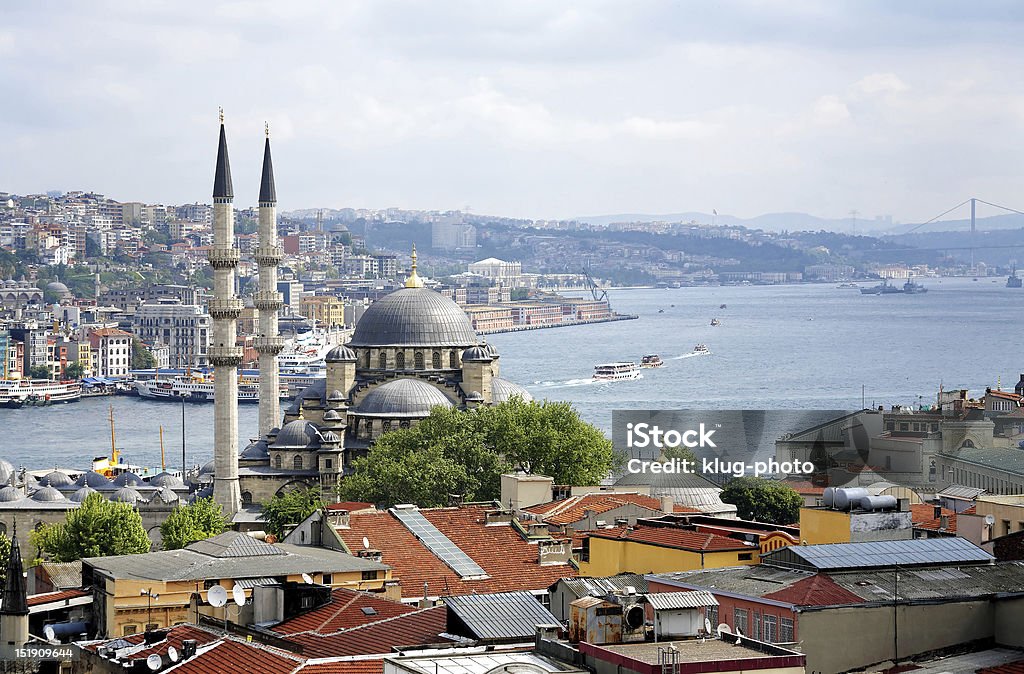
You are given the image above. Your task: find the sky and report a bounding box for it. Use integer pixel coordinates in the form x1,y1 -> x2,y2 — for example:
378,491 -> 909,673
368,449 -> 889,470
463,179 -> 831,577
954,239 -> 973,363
3,1 -> 1024,223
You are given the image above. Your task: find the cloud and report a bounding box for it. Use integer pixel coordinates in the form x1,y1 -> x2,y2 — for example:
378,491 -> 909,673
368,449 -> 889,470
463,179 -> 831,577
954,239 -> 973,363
811,95 -> 851,126
853,73 -> 908,96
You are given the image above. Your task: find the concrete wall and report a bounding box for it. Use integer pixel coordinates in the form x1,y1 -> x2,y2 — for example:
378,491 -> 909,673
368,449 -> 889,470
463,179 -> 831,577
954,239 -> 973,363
995,597 -> 1024,647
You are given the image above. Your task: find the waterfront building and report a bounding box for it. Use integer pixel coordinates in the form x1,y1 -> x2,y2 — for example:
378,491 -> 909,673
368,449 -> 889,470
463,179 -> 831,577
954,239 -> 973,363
88,327 -> 132,378
131,298 -> 211,368
463,305 -> 515,332
298,295 -> 346,328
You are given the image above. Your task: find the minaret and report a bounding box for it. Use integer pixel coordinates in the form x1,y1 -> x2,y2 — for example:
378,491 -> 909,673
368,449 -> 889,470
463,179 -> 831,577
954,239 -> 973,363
0,532 -> 29,660
208,110 -> 243,517
254,123 -> 284,438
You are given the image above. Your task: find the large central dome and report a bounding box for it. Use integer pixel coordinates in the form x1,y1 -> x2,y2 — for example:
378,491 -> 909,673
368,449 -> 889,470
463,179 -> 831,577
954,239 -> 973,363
349,287 -> 479,347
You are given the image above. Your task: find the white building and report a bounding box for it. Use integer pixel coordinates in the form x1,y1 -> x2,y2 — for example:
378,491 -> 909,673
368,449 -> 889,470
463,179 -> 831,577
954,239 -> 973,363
88,327 -> 132,378
468,257 -> 523,286
132,298 -> 211,368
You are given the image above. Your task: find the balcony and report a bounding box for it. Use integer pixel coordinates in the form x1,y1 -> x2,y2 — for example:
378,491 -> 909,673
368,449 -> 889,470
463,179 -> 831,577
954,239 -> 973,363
253,291 -> 284,312
253,245 -> 284,266
207,298 -> 244,319
207,248 -> 240,269
208,345 -> 244,367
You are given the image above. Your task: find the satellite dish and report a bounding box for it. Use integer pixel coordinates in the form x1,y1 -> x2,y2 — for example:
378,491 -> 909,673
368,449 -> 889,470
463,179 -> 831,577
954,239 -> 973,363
362,536 -> 370,550
207,585 -> 228,608
147,654 -> 162,671
43,625 -> 55,641
985,514 -> 996,526
301,573 -> 314,584
232,585 -> 246,607
167,647 -> 178,663
716,623 -> 730,637
704,617 -> 712,634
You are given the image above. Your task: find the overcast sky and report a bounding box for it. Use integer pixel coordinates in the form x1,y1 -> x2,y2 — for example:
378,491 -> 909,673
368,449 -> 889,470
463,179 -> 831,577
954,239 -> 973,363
3,1 -> 1024,223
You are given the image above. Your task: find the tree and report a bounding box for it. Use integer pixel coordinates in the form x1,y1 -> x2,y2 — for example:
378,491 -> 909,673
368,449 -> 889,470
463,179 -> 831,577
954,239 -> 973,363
132,337 -> 157,369
64,361 -> 86,380
28,365 -> 51,380
0,533 -> 10,585
30,493 -> 151,562
159,497 -> 228,550
339,398 -> 618,508
260,488 -> 324,538
720,477 -> 803,525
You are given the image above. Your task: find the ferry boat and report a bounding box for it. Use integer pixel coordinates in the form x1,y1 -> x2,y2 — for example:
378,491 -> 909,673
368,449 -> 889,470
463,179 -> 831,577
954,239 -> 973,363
134,375 -> 282,403
592,362 -> 643,381
710,318 -> 721,326
691,344 -> 711,356
0,379 -> 81,408
640,354 -> 663,368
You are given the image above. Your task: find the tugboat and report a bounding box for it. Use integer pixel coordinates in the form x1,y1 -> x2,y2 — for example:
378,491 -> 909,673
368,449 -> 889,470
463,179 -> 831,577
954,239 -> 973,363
592,362 -> 643,381
1008,267 -> 1022,288
640,354 -> 664,368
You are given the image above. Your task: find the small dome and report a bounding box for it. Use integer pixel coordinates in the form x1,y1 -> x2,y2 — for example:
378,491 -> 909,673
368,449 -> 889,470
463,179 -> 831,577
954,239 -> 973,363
323,409 -> 341,422
491,378 -> 533,403
40,471 -> 73,488
189,485 -> 214,502
327,389 -> 346,402
322,431 -> 340,443
112,472 -> 145,487
149,472 -> 185,488
0,486 -> 23,502
240,439 -> 270,460
199,461 -> 216,475
69,486 -> 98,502
325,344 -> 357,363
32,486 -> 68,502
45,281 -> 70,295
112,487 -> 144,504
270,420 -> 322,450
355,378 -> 455,417
461,346 -> 491,362
155,486 -> 179,504
465,390 -> 484,401
483,342 -> 500,358
75,471 -> 112,489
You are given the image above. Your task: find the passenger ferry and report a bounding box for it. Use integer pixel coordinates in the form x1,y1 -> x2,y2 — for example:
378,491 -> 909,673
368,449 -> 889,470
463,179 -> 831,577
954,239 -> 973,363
710,318 -> 721,326
134,375 -> 283,403
691,344 -> 712,356
593,362 -> 643,381
0,379 -> 81,408
640,355 -> 663,368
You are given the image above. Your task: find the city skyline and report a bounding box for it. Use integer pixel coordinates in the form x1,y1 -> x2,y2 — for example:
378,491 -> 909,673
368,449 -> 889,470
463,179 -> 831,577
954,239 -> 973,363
3,2 -> 1024,223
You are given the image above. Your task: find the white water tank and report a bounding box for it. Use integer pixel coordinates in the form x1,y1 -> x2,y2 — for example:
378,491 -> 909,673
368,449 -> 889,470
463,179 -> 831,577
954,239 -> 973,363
833,488 -> 869,510
858,495 -> 897,511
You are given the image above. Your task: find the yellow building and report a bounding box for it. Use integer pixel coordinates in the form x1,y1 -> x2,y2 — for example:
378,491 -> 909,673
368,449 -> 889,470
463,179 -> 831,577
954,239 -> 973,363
82,531 -> 395,637
299,295 -> 346,328
799,504 -> 913,545
578,526 -> 759,576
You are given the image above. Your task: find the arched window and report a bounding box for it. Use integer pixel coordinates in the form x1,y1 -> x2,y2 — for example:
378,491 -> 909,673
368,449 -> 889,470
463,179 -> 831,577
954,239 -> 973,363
241,492 -> 252,506
432,352 -> 442,369
450,351 -> 458,368
382,420 -> 392,433
293,455 -> 303,470
400,420 -> 411,429
961,439 -> 976,449
274,454 -> 282,469
378,352 -> 387,369
395,352 -> 405,369
414,352 -> 424,370
363,351 -> 371,368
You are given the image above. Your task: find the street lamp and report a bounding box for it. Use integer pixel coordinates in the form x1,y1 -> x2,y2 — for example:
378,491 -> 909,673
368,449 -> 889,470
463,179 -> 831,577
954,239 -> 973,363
141,588 -> 159,629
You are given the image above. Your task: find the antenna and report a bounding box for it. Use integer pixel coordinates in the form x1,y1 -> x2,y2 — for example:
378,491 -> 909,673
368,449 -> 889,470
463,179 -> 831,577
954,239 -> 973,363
207,585 -> 228,608
147,654 -> 162,671
232,585 -> 246,607
716,623 -> 730,637
362,536 -> 370,549
301,573 -> 314,584
167,647 -> 178,663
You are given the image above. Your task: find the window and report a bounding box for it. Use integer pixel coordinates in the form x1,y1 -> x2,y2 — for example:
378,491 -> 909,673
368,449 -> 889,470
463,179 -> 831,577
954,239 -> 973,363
300,596 -> 314,609
395,352 -> 405,369
378,352 -> 386,369
780,617 -> 794,642
293,455 -> 303,470
432,352 -> 442,369
322,574 -> 333,585
738,553 -> 753,561
1004,520 -> 1012,536
382,420 -> 392,433
274,454 -> 282,469
450,351 -> 458,368
414,352 -> 424,369
324,458 -> 333,470
754,611 -> 761,640
734,608 -> 748,635
362,570 -> 378,580
241,492 -> 252,506
123,625 -> 138,636
204,580 -> 219,589
706,605 -> 718,629
763,614 -> 777,643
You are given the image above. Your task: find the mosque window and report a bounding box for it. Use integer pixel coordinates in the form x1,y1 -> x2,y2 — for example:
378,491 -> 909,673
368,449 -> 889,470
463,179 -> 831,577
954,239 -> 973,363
396,352 -> 405,369
432,352 -> 441,369
382,420 -> 392,433
293,456 -> 303,470
400,420 -> 410,429
378,352 -> 386,369
450,351 -> 458,368
241,492 -> 252,506
414,352 -> 424,370
274,454 -> 283,469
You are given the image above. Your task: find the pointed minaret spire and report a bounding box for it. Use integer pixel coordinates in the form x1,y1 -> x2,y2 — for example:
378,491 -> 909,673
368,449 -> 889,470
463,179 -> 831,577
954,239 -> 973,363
213,108 -> 234,200
2,531 -> 28,616
259,123 -> 277,205
405,244 -> 424,288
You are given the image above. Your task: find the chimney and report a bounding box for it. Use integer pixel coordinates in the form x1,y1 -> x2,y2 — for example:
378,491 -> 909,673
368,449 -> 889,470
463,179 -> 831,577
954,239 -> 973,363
933,505 -> 942,520
939,514 -> 950,530
181,640 -> 197,659
357,549 -> 383,563
660,495 -> 674,514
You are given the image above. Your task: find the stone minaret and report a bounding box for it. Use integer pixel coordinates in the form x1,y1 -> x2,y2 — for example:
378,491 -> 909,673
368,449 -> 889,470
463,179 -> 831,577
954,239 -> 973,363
209,111 -> 242,517
0,532 -> 29,659
254,124 -> 284,437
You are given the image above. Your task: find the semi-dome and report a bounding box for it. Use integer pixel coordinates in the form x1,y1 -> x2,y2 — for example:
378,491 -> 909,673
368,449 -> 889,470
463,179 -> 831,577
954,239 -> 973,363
32,486 -> 67,502
112,487 -> 145,504
155,486 -> 179,504
491,378 -> 534,403
69,486 -> 98,502
354,378 -> 455,417
240,439 -> 270,459
322,431 -> 340,443
112,472 -> 145,487
0,486 -> 23,502
40,471 -> 73,488
325,344 -> 357,362
271,419 -> 323,450
150,472 -> 185,488
461,345 -> 491,362
75,471 -> 112,489
483,342 -> 500,358
349,288 -> 478,347
327,389 -> 346,402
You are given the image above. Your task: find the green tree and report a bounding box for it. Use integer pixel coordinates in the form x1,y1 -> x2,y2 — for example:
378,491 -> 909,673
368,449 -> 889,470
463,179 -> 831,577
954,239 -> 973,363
720,477 -> 803,525
0,533 -> 10,585
132,337 -> 157,369
28,365 -> 51,380
159,497 -> 228,550
260,488 -> 324,538
64,361 -> 86,380
30,493 -> 151,562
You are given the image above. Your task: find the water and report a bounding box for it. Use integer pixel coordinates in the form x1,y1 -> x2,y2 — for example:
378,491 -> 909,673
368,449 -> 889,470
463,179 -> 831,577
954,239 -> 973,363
0,277 -> 1018,472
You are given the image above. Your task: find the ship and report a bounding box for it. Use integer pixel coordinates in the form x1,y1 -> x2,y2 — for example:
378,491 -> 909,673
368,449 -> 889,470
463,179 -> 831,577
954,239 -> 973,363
640,354 -> 663,368
0,379 -> 81,408
1008,267 -> 1022,288
134,374 -> 285,403
902,278 -> 928,294
592,362 -> 643,381
860,279 -> 903,295
691,344 -> 711,356
710,318 -> 721,326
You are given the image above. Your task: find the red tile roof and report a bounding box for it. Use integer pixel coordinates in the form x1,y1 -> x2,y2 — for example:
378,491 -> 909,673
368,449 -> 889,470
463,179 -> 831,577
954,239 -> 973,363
300,659 -> 384,674
524,493 -> 668,525
286,606 -> 449,659
910,504 -> 957,533
27,588 -> 89,607
82,625 -> 220,658
336,505 -> 575,599
586,525 -> 753,553
172,638 -> 303,674
762,574 -> 866,607
272,588 -> 417,635
328,501 -> 375,512
977,660 -> 1024,674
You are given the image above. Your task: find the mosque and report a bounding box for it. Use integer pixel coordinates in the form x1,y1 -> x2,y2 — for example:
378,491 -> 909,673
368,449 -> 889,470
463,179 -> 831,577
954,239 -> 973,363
200,117 -> 533,512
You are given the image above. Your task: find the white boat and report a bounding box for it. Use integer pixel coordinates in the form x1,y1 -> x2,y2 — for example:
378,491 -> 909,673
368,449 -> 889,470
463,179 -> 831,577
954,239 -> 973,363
691,344 -> 712,356
593,362 -> 643,381
0,379 -> 81,408
640,354 -> 663,368
134,375 -> 281,403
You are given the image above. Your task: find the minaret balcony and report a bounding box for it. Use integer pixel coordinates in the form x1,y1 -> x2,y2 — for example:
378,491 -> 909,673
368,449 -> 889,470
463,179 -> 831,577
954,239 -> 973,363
254,336 -> 285,354
208,345 -> 244,366
254,246 -> 284,266
253,291 -> 284,311
208,248 -> 241,269
208,298 -> 245,319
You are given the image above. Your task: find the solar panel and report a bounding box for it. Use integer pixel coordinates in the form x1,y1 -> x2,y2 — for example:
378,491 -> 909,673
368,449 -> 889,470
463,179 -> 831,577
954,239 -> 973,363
391,507 -> 488,578
764,537 -> 993,571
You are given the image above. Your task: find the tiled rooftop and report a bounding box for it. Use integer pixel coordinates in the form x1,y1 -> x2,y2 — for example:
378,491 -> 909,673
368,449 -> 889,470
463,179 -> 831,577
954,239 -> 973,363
26,588 -> 89,607
587,525 -> 754,552
761,573 -> 865,606
909,503 -> 957,533
524,493 -> 669,525
272,588 -> 417,635
284,605 -> 449,659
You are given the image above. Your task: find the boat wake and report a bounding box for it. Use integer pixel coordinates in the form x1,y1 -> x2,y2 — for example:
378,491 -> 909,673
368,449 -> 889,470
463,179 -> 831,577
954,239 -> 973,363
669,352 -> 708,360
533,378 -> 604,388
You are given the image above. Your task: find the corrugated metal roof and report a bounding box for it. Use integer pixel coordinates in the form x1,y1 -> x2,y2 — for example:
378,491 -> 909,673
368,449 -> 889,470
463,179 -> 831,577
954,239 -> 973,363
444,591 -> 560,641
645,591 -> 718,610
937,484 -> 987,500
232,577 -> 277,589
762,537 -> 993,571
558,574 -> 648,599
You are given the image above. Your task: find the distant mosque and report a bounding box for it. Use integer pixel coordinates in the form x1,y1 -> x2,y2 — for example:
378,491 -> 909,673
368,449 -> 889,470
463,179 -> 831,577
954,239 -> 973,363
202,116 -> 532,513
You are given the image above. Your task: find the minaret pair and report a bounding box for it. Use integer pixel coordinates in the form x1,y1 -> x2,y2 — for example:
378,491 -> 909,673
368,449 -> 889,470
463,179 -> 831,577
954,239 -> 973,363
209,111 -> 282,517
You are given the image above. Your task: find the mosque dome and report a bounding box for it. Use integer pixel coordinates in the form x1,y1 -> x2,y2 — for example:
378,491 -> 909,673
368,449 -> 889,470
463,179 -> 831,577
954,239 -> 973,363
112,487 -> 144,504
155,486 -> 179,504
0,459 -> 14,483
75,471 -> 113,489
354,379 -> 455,417
491,378 -> 534,403
349,288 -> 478,348
45,281 -> 70,296
325,344 -> 357,363
199,461 -> 216,475
461,345 -> 491,362
150,472 -> 185,488
190,485 -> 214,502
271,420 -> 323,450
112,472 -> 145,487
32,486 -> 68,502
483,342 -> 500,358
240,439 -> 270,460
40,471 -> 73,488
327,389 -> 346,402
0,486 -> 22,502
323,409 -> 341,422
69,486 -> 98,503
322,431 -> 340,443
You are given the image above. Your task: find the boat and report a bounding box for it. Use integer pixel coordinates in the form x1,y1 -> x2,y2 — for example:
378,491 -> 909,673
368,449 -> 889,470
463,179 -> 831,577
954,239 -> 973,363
691,344 -> 711,356
836,283 -> 860,289
0,379 -> 81,408
710,318 -> 721,326
640,355 -> 663,368
860,279 -> 903,295
134,374 -> 284,403
902,278 -> 928,294
719,304 -> 727,309
592,362 -> 643,381
1008,267 -> 1022,288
